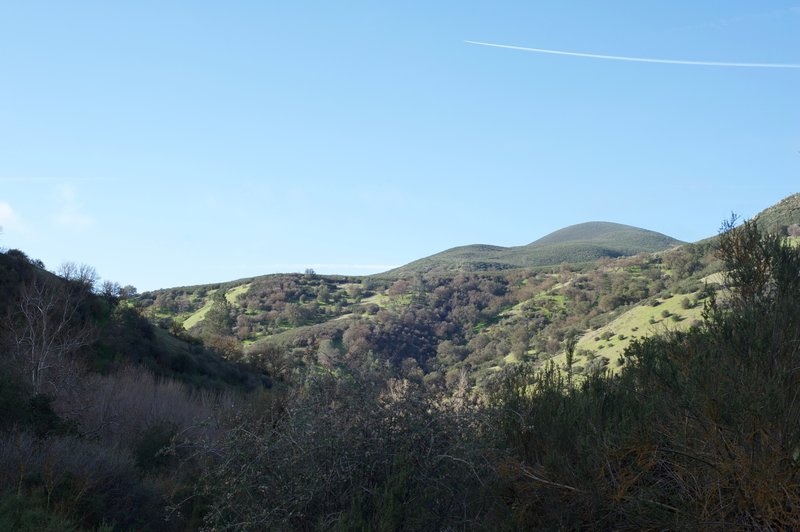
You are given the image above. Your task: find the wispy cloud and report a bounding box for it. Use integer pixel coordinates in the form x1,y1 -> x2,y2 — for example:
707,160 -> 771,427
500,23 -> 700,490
0,202 -> 28,234
465,40 -> 800,69
0,176 -> 122,183
52,184 -> 94,230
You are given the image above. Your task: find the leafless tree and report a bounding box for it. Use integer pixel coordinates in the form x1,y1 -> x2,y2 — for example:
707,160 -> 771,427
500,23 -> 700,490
5,274 -> 96,395
58,261 -> 98,291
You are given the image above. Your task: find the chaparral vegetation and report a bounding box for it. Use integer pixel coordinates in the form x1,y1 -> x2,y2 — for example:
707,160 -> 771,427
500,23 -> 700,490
1,193 -> 800,530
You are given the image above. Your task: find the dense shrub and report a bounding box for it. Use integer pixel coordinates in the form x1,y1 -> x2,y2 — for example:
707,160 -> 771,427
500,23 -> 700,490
487,220 -> 800,529
177,370 -> 499,530
0,490 -> 85,532
0,432 -> 165,530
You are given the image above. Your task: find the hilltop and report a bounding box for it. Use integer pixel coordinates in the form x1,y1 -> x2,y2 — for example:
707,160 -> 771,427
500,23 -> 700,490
529,221 -> 681,248
382,221 -> 683,276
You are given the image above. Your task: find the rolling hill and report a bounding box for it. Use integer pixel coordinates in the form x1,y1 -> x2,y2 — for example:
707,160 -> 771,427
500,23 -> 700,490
381,221 -> 684,277
135,193 -> 798,387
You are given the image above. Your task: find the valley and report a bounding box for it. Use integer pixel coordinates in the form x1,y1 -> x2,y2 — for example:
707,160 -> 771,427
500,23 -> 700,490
139,218 -> 715,387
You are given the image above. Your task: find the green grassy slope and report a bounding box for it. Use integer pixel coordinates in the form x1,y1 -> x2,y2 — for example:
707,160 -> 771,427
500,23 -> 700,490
183,296 -> 216,329
548,292 -> 709,376
140,272 -> 369,348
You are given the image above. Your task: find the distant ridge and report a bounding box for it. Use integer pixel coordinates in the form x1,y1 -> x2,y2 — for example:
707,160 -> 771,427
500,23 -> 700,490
381,221 -> 684,277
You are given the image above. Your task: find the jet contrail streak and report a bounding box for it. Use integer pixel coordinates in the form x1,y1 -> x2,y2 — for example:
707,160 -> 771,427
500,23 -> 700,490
465,40 -> 800,69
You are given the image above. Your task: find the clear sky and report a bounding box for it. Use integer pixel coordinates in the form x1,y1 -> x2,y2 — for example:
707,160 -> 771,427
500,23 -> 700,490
1,2 -> 798,291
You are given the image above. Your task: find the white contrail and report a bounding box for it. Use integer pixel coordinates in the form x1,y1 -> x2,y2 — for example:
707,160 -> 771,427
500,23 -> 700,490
465,40 -> 800,69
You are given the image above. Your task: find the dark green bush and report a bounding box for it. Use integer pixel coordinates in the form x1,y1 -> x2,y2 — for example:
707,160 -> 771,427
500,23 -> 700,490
0,372 -> 29,430
134,422 -> 177,472
0,491 -> 82,532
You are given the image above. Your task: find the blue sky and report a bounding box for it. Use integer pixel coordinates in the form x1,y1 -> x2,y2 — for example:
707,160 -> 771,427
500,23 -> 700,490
1,2 -> 798,291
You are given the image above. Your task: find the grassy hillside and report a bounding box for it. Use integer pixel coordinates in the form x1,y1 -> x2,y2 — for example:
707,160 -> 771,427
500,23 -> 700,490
548,290 -> 712,376
380,244 -> 518,275
754,192 -> 800,234
137,195 -> 798,391
383,221 -> 683,276
139,227 -> 711,389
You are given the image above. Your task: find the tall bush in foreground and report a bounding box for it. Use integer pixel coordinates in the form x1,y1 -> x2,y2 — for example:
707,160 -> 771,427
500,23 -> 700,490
175,370 -> 499,530
490,219 -> 800,529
